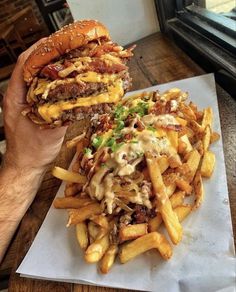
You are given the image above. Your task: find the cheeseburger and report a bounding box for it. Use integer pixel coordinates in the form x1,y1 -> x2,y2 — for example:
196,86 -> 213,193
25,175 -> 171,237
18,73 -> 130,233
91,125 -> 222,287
23,20 -> 135,127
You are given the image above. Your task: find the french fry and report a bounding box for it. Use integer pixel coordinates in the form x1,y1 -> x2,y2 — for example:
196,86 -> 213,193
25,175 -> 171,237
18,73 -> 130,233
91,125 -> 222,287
175,178 -> 192,195
54,197 -> 93,209
158,156 -> 169,174
194,140 -> 204,157
202,125 -> 211,152
174,205 -> 192,222
193,171 -> 204,209
52,166 -> 86,184
165,183 -> 176,197
66,133 -> 86,149
85,234 -> 110,263
149,193 -> 187,232
90,214 -> 109,230
76,222 -> 89,250
168,153 -> 182,168
170,191 -> 185,208
186,149 -> 201,181
100,244 -> 118,274
88,221 -> 100,243
146,154 -> 182,244
67,203 -> 102,226
188,120 -> 203,134
210,132 -> 220,144
178,140 -> 187,154
64,183 -> 81,197
200,150 -> 216,178
148,213 -> 162,232
176,117 -> 187,126
167,130 -> 178,149
162,88 -> 182,101
119,232 -> 172,263
72,162 -> 81,173
179,134 -> 193,153
202,107 -> 213,129
179,103 -> 196,120
119,223 -> 148,242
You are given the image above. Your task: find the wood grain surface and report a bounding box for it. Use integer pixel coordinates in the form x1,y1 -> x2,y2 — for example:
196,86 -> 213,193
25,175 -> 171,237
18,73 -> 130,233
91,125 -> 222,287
1,32 -> 235,292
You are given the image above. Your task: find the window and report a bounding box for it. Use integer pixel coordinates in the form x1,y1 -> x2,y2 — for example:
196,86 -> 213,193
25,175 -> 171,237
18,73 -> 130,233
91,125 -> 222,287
154,0 -> 236,97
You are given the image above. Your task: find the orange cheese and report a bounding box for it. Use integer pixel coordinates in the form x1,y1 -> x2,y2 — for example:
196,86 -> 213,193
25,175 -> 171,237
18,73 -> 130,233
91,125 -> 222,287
38,79 -> 124,122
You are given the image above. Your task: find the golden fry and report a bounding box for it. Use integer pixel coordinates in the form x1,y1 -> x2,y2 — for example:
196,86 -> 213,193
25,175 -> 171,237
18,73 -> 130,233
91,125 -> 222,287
175,117 -> 187,126
146,154 -> 182,244
174,205 -> 192,222
53,197 -> 93,209
119,223 -> 148,242
76,222 -> 89,250
52,166 -> 86,184
90,214 -> 109,230
148,213 -> 162,232
186,149 -> 201,182
88,221 -> 100,243
167,130 -> 178,149
170,191 -> 185,208
178,140 -> 187,154
202,125 -> 211,152
85,234 -> 110,263
193,171 -> 204,209
202,107 -> 213,129
210,132 -> 220,144
179,134 -> 193,154
201,150 -> 216,178
168,153 -> 182,168
100,244 -> 118,274
119,232 -> 172,263
175,178 -> 192,195
158,156 -> 169,174
64,183 -> 81,197
66,134 -> 85,149
67,203 -> 102,226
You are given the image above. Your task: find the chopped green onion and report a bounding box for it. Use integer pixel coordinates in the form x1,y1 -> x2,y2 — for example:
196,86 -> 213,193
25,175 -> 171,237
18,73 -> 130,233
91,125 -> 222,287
130,140 -> 139,144
147,126 -> 156,132
106,137 -> 115,148
92,136 -> 103,149
116,120 -> 125,131
111,142 -> 124,152
83,148 -> 92,156
114,104 -> 126,120
129,102 -> 149,117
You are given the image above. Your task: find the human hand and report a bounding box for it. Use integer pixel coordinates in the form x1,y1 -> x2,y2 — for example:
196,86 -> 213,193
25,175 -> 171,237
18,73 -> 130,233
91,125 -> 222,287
3,40 -> 68,172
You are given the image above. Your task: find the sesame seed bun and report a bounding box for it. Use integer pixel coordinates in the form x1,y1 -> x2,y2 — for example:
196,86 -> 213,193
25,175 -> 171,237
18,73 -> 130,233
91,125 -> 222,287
23,20 -> 110,83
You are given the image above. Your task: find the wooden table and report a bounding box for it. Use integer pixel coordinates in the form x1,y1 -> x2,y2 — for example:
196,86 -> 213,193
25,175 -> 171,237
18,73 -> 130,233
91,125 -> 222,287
1,32 -> 235,291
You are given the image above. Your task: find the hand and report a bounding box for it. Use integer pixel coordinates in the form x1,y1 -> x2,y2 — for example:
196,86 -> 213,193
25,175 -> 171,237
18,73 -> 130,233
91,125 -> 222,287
3,40 -> 68,172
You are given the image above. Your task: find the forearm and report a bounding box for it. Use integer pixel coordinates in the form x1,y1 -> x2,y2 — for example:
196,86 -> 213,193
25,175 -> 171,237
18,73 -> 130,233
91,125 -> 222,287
0,164 -> 46,263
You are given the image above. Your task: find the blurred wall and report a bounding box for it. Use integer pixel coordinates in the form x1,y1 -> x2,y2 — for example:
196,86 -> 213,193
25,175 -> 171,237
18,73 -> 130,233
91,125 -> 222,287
0,0 -> 44,26
67,0 -> 159,45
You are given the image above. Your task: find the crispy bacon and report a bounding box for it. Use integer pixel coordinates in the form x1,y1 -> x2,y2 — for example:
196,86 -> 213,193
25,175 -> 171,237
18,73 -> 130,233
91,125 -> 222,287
161,124 -> 182,131
40,63 -> 65,80
96,114 -> 113,134
89,59 -> 127,74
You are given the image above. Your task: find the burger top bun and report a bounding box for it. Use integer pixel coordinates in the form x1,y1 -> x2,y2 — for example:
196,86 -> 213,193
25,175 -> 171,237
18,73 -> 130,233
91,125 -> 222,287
23,20 -> 110,83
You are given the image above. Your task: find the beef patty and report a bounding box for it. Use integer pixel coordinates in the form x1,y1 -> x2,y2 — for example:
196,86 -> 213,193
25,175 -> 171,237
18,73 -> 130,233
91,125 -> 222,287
40,71 -> 131,102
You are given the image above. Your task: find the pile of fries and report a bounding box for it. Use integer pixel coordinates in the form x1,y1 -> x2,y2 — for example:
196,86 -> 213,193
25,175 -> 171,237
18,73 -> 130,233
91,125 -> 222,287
53,88 -> 219,273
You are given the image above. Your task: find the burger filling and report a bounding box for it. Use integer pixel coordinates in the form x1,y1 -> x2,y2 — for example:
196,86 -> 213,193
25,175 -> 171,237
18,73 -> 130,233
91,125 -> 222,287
27,39 -> 134,125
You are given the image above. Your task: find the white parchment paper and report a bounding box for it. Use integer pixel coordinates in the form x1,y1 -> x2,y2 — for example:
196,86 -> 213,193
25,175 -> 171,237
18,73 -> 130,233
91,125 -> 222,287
17,74 -> 236,292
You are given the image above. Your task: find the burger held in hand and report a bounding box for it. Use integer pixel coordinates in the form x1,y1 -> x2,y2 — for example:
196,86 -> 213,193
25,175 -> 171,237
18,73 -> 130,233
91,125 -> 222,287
23,20 -> 135,127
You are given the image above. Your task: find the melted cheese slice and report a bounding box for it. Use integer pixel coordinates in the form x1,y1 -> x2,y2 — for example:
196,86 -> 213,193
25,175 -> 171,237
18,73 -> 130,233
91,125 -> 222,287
38,79 -> 124,123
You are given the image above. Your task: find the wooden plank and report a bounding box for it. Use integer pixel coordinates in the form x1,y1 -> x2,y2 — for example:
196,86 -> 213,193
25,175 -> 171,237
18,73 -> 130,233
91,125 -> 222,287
5,32 -> 235,291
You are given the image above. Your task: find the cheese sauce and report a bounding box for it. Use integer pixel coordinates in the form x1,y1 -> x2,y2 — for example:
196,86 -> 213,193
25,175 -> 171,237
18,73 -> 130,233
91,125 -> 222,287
87,129 -> 174,214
